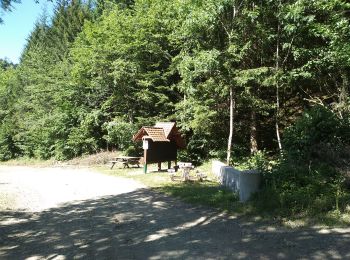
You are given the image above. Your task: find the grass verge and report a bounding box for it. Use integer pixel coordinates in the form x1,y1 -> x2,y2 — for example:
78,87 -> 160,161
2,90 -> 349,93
96,160 -> 350,228
0,157 -> 56,167
96,161 -> 256,217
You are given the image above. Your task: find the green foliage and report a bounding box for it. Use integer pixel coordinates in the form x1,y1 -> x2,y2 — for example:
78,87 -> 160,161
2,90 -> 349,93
1,0 -> 349,174
103,118 -> 136,151
157,183 -> 239,210
233,150 -> 270,172
259,160 -> 346,215
0,124 -> 20,161
123,145 -> 142,157
1,0 -> 350,222
283,106 -> 350,165
62,110 -> 107,159
256,107 -> 350,216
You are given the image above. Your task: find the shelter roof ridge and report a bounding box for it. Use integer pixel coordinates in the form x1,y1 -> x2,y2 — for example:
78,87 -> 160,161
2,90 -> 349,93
142,127 -> 168,142
132,121 -> 186,148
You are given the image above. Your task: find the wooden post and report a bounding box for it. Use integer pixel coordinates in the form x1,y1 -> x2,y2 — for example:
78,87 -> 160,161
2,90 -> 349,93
144,149 -> 147,174
168,161 -> 171,169
158,162 -> 162,171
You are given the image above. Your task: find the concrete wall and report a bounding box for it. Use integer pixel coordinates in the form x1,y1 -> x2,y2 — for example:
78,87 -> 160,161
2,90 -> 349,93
212,160 -> 226,177
212,160 -> 261,202
238,169 -> 261,202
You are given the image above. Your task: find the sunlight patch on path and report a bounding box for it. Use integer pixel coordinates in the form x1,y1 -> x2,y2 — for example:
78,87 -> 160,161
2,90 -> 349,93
0,166 -> 144,212
145,216 -> 207,242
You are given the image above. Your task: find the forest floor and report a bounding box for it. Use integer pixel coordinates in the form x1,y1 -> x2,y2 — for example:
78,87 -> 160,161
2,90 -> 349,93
1,165 -> 350,259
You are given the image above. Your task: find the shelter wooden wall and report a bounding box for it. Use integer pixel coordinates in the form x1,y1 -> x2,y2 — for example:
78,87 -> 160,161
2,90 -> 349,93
145,140 -> 177,164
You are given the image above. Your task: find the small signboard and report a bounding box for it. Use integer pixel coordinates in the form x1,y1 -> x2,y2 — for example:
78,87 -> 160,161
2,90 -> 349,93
143,139 -> 149,150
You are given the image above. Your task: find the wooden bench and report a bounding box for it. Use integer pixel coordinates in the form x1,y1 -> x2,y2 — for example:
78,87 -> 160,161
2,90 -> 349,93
110,156 -> 141,169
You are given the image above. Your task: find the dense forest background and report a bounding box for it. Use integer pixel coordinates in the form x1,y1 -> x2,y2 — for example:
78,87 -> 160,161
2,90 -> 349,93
1,0 -> 350,214
1,0 -> 348,161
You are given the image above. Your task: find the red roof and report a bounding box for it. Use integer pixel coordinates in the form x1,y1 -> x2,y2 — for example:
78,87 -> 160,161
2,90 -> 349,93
154,122 -> 176,138
133,122 -> 186,149
143,127 -> 169,142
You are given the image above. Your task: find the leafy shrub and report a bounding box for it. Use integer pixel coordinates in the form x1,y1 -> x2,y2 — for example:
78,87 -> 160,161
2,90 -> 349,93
59,111 -> 105,159
103,118 -> 137,150
64,126 -> 99,159
233,150 -> 270,172
283,105 -> 349,165
0,129 -> 19,161
256,106 -> 350,215
261,162 -> 343,214
123,145 -> 142,157
177,135 -> 208,165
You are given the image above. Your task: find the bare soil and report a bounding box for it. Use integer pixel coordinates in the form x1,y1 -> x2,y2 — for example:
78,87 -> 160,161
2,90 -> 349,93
0,166 -> 349,259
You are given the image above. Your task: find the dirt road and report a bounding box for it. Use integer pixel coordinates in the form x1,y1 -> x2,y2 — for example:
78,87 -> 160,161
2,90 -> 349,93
0,166 -> 349,259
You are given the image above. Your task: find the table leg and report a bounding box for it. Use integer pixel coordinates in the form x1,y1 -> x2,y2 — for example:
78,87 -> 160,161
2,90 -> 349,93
183,168 -> 190,181
110,162 -> 116,169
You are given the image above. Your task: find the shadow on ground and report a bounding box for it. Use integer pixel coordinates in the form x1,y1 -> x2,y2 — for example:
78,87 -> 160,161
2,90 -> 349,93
1,188 -> 349,259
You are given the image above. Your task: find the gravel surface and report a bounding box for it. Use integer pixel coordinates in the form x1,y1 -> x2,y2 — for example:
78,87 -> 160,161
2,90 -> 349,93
0,166 -> 144,212
0,166 -> 350,259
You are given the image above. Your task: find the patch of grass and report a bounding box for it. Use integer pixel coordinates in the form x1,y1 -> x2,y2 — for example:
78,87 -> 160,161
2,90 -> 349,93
65,151 -> 122,166
98,160 -> 350,227
0,157 -> 56,167
155,182 -> 243,212
277,209 -> 350,229
96,165 -> 172,187
314,210 -> 350,227
0,151 -> 122,167
95,161 -> 253,215
97,160 -> 220,187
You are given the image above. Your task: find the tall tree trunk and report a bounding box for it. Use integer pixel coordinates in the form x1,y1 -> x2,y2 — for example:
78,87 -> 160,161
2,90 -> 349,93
128,109 -> 134,124
275,1 -> 282,151
250,109 -> 258,154
339,70 -> 349,118
227,86 -> 235,165
275,86 -> 282,150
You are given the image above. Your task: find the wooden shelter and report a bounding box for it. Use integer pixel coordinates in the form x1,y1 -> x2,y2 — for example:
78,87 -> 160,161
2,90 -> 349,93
133,122 -> 185,173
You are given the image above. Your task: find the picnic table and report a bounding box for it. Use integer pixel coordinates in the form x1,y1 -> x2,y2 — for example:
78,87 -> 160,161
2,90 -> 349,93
168,162 -> 207,182
178,162 -> 194,181
109,156 -> 141,169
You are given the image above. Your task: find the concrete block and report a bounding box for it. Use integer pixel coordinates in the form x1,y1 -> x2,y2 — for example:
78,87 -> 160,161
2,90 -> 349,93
239,170 -> 261,202
211,161 -> 261,202
211,160 -> 226,178
220,166 -> 240,193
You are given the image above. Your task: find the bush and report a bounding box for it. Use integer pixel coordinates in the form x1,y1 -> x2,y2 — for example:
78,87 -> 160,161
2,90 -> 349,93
233,150 -> 270,172
0,132 -> 18,161
262,162 -> 344,214
123,145 -> 142,157
283,105 -> 349,165
103,118 -> 137,151
256,106 -> 350,216
0,124 -> 21,161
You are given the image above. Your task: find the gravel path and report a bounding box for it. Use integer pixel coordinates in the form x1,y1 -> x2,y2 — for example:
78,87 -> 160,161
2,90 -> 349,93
0,166 -> 144,212
0,166 -> 350,259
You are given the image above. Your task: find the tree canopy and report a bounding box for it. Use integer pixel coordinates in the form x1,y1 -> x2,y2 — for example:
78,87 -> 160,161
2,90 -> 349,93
0,0 -> 349,162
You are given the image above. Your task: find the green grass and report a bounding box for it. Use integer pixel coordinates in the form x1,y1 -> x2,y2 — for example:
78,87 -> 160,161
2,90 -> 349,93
95,161 -> 254,215
0,157 -> 56,167
156,182 -> 242,211
96,160 -> 350,228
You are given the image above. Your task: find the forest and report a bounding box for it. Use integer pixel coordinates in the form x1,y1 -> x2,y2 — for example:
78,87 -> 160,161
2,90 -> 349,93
0,0 -> 349,215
